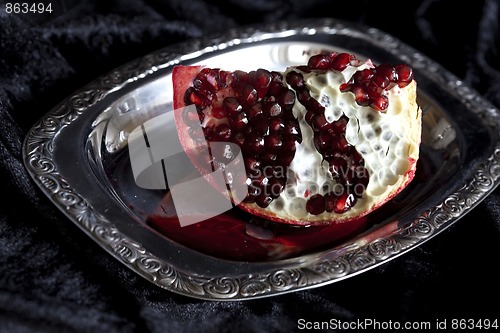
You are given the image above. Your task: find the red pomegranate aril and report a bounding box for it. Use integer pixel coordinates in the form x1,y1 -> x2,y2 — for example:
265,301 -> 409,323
242,84 -> 258,105
264,134 -> 283,152
331,52 -> 351,71
246,135 -> 265,155
276,154 -> 293,167
308,98 -> 325,114
253,69 -> 272,97
333,193 -> 356,214
228,70 -> 249,89
265,102 -> 282,117
306,194 -> 326,215
355,166 -> 370,189
250,173 -> 265,186
334,135 -> 350,152
339,83 -> 350,92
285,71 -> 305,89
296,89 -> 311,105
351,86 -> 370,106
202,126 -> 214,140
184,87 -> 206,107
343,166 -> 357,185
278,89 -> 296,110
215,124 -> 232,141
249,114 -> 269,135
211,107 -> 227,119
329,157 -> 348,178
351,149 -> 364,164
255,194 -> 273,208
196,68 -> 221,92
396,64 -> 414,87
262,152 -> 278,164
284,119 -> 301,136
322,148 -> 335,161
375,64 -> 397,82
314,132 -> 332,152
281,136 -> 297,151
307,54 -> 331,70
233,132 -> 246,146
324,193 -> 336,213
267,81 -> 283,97
353,68 -> 374,83
269,178 -> 285,196
371,74 -> 390,89
366,81 -> 383,99
192,77 -> 203,89
270,71 -> 283,81
223,97 -> 242,115
245,157 -> 261,175
244,186 -> 258,202
269,117 -> 285,133
255,68 -> 271,86
338,62 -> 409,111
229,112 -> 248,130
312,114 -> 332,132
331,117 -> 348,133
370,95 -> 389,111
304,110 -> 316,124
247,102 -> 263,118
327,51 -> 338,60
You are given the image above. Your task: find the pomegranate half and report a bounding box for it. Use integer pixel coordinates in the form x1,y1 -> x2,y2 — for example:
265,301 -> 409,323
172,52 -> 422,226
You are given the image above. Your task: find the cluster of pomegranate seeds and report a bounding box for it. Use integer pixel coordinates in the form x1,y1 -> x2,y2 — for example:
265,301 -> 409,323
182,67 -> 302,208
303,52 -> 414,112
178,52 -> 416,218
339,63 -> 414,111
286,69 -> 369,215
306,52 -> 360,71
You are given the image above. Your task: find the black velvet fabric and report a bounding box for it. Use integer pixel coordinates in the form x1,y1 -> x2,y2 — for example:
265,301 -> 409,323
1,0 -> 500,332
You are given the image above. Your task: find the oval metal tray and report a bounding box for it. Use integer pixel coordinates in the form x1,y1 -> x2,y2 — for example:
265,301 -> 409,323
23,18 -> 500,300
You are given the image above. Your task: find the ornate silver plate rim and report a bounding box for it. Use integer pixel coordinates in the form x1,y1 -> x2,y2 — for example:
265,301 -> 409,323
23,18 -> 500,300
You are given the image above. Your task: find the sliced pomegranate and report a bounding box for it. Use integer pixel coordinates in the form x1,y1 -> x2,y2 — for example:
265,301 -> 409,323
172,52 -> 422,226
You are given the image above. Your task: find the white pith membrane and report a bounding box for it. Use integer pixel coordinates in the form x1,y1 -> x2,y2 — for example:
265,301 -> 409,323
245,61 -> 422,224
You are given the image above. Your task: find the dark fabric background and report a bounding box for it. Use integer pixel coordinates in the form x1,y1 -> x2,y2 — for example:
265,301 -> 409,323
1,0 -> 500,332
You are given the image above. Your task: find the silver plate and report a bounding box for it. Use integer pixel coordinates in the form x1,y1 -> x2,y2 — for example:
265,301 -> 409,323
23,19 -> 500,300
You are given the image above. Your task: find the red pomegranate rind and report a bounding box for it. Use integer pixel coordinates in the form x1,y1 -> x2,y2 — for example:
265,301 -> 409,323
173,65 -> 203,110
171,52 -> 422,226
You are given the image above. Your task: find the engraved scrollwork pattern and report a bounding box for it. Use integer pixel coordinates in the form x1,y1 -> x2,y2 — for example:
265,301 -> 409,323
202,278 -> 240,299
23,19 -> 500,300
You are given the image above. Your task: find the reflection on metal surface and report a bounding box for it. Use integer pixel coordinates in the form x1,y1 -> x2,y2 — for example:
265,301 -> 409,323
429,118 -> 456,150
92,76 -> 172,153
419,94 -> 457,151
